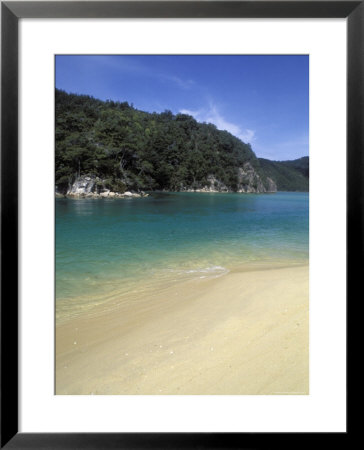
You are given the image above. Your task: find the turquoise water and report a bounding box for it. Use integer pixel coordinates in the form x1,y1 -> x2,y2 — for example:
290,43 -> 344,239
56,192 -> 308,315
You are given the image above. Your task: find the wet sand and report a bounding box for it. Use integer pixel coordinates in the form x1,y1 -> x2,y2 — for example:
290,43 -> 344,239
56,264 -> 308,395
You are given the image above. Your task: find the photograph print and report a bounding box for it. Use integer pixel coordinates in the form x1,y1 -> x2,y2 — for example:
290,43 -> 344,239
55,55 -> 309,395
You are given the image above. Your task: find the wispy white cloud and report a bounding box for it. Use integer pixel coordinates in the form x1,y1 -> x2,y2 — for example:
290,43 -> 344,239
180,103 -> 256,144
239,129 -> 256,143
84,56 -> 195,90
179,108 -> 201,116
162,75 -> 195,90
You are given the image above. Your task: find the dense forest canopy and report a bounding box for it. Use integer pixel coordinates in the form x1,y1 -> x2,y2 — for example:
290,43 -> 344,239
55,89 -> 309,193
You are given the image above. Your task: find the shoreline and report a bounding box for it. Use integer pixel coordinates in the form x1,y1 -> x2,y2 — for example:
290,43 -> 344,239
56,263 -> 309,395
55,189 -> 308,199
56,259 -> 308,324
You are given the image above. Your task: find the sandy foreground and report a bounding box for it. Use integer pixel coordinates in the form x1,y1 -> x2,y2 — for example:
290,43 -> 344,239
56,264 -> 308,395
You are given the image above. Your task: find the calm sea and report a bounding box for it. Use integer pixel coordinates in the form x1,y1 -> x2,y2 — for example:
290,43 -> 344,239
56,192 -> 308,319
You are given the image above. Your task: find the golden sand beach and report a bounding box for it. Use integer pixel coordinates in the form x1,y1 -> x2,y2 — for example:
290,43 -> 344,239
56,264 -> 308,395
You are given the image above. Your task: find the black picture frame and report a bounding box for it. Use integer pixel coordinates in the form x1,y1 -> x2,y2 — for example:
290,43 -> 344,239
1,1 -> 357,448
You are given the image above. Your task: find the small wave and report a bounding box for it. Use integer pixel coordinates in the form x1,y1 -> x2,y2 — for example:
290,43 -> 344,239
168,265 -> 229,279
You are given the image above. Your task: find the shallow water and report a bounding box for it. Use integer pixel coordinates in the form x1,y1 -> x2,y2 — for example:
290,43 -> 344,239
56,192 -> 308,319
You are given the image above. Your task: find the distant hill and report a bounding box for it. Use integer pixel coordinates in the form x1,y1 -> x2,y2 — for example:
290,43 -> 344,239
55,89 -> 308,196
258,157 -> 309,192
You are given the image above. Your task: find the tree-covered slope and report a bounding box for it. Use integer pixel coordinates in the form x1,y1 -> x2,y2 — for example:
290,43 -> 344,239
280,156 -> 309,178
258,157 -> 309,191
55,89 -> 308,194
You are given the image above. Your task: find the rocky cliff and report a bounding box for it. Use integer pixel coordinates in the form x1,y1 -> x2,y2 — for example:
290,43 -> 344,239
57,165 -> 276,198
182,163 -> 276,193
56,175 -> 148,199
236,163 -> 276,193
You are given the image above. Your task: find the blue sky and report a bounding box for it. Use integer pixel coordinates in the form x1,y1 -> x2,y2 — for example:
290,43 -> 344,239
56,55 -> 308,161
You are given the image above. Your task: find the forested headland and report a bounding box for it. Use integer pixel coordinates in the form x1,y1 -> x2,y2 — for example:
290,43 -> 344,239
55,89 -> 309,196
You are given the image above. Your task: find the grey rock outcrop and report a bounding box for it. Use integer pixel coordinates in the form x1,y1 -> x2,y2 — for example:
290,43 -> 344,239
56,166 -> 276,198
57,175 -> 148,199
183,163 -> 277,194
191,175 -> 229,193
67,176 -> 96,196
265,176 -> 277,193
236,162 -> 277,193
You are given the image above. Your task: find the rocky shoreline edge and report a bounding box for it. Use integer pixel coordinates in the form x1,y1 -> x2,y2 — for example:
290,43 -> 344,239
56,168 -> 278,199
56,191 -> 148,199
55,188 -> 279,199
55,175 -> 149,199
